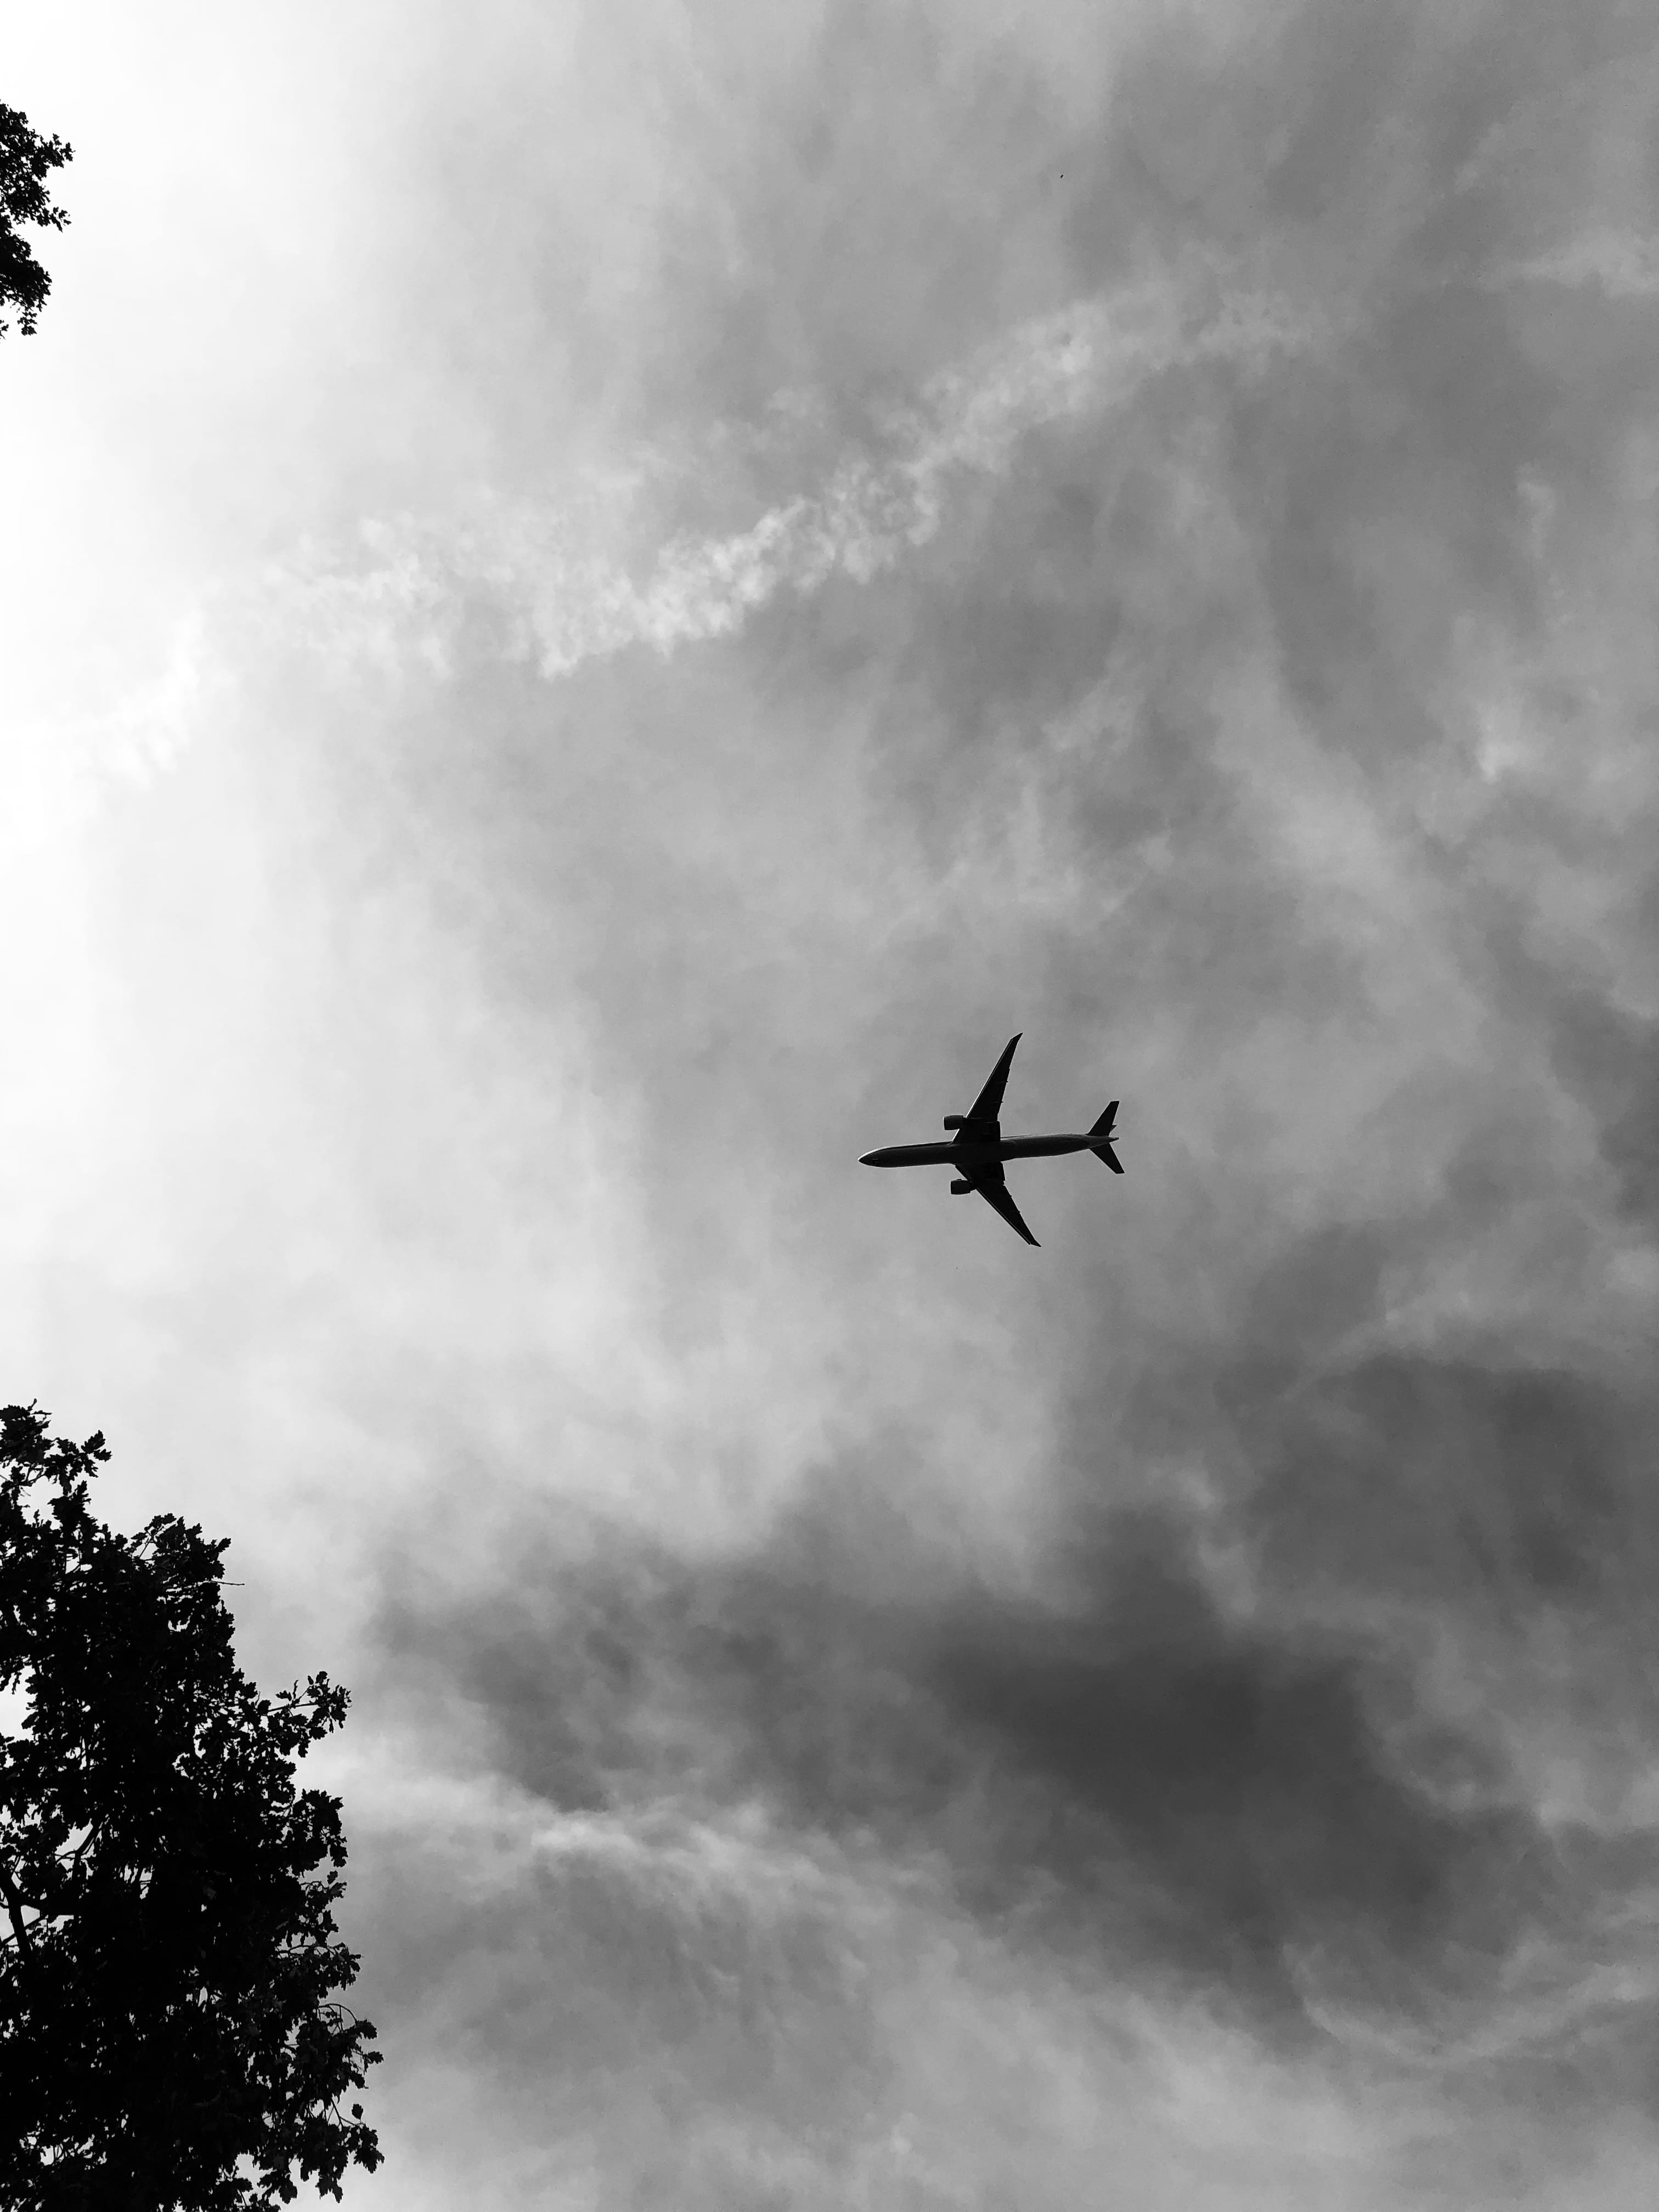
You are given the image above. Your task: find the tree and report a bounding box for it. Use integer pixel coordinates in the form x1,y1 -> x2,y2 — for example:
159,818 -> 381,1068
0,1405 -> 382,2210
1,103 -> 72,338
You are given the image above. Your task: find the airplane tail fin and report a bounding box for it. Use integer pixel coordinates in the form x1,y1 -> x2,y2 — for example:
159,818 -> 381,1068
1089,1101 -> 1124,1174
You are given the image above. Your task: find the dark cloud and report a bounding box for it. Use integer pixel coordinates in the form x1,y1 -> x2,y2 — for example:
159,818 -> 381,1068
927,1510 -> 1555,2016
1537,987 -> 1659,1227
370,1470 -> 1587,2049
1244,1354 -> 1652,1618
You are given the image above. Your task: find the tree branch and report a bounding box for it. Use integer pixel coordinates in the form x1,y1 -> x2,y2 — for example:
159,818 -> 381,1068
0,1857 -> 42,1985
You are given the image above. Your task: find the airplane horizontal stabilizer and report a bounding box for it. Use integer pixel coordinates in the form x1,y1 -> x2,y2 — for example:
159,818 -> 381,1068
1089,1098 -> 1122,1172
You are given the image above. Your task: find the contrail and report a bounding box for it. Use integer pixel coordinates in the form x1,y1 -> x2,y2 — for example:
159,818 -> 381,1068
71,257 -> 1330,790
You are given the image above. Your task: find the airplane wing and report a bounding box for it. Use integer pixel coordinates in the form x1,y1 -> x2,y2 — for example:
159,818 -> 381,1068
964,1163 -> 1040,1246
964,1034 -> 1022,1126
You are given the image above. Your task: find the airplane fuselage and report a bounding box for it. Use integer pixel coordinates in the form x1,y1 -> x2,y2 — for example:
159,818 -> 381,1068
859,1133 -> 1097,1167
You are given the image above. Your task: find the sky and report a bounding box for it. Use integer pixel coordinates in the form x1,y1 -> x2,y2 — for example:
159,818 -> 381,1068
4,0 -> 1659,2204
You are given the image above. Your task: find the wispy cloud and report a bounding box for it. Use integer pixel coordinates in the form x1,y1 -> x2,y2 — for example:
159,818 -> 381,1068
1485,229 -> 1659,298
77,257 -> 1327,789
287,264 -> 1324,682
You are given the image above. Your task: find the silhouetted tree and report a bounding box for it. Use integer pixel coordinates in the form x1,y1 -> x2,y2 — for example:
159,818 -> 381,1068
1,103 -> 72,338
0,1406 -> 381,2209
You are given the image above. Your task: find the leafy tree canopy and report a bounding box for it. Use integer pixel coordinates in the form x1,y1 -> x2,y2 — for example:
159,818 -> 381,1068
0,1405 -> 382,2210
1,102 -> 72,338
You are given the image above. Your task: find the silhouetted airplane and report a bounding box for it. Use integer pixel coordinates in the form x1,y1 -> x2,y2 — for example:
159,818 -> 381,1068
859,1034 -> 1121,1246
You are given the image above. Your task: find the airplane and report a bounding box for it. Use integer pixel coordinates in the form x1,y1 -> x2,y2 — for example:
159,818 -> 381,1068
859,1033 -> 1121,1246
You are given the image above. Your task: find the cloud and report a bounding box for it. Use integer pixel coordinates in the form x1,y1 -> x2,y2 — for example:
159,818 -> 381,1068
7,0 -> 1659,2205
1486,230 -> 1659,298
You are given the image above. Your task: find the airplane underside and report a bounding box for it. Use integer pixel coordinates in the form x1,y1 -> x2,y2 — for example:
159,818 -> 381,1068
859,1034 -> 1122,1246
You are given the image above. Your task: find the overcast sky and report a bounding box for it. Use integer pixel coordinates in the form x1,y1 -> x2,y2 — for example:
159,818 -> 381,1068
5,1 -> 1659,2205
